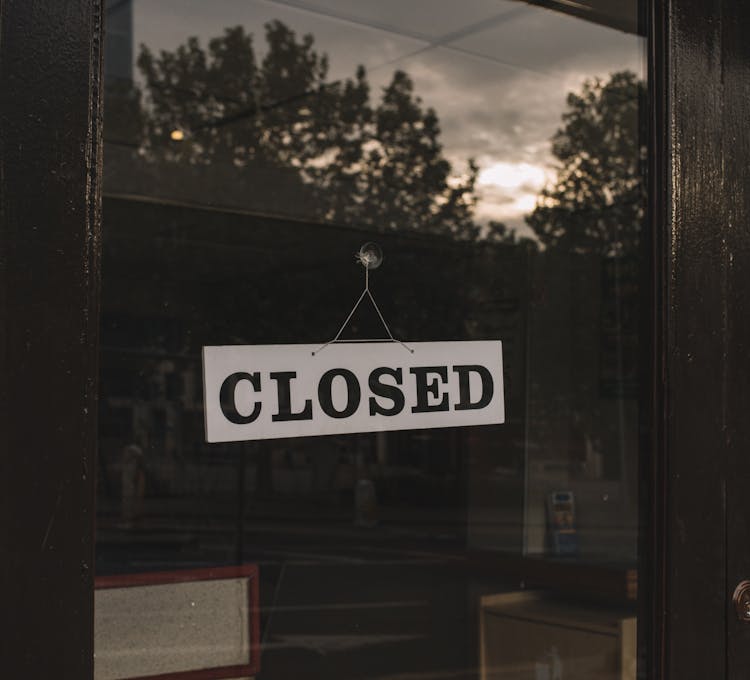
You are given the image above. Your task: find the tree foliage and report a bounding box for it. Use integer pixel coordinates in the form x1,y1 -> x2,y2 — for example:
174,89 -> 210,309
132,22 -> 478,238
526,71 -> 646,255
109,25 -> 645,250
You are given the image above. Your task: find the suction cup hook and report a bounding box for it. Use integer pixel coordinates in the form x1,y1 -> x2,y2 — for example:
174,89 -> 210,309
357,242 -> 384,270
312,241 -> 412,355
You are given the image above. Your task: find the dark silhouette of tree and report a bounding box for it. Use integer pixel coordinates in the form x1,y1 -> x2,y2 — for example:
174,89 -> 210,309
485,220 -> 538,249
526,71 -> 646,255
131,22 -> 478,239
349,71 -> 479,238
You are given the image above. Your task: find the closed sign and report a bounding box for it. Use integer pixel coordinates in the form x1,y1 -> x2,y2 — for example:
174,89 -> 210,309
202,341 -> 504,442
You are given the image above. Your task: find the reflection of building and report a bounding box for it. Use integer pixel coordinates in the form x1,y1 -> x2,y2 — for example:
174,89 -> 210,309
96,194 -> 529,533
96,186 -> 638,563
104,0 -> 133,84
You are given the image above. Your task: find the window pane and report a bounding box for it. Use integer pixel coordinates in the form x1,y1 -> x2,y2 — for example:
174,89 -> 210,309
98,2 -> 646,678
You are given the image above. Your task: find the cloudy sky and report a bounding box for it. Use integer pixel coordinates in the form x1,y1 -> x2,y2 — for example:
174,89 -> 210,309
129,0 -> 645,236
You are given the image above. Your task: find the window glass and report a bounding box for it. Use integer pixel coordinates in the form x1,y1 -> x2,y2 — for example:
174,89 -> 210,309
98,2 -> 646,678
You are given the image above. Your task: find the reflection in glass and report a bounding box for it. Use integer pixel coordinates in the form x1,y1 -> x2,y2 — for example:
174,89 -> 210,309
98,2 -> 645,678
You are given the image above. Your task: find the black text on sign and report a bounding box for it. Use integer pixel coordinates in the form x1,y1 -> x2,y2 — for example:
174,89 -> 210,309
202,341 -> 504,442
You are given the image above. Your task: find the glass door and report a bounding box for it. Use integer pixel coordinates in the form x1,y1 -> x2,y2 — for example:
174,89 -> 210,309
97,2 -> 647,678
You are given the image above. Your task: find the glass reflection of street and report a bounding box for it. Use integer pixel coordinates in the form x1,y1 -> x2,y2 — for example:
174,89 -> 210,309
97,2 -> 645,678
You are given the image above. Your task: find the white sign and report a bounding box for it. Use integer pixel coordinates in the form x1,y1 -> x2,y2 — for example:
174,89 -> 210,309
202,341 -> 504,442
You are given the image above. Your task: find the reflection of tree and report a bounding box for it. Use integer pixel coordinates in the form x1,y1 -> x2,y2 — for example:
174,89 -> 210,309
129,22 -> 478,239
526,71 -> 645,255
484,220 -> 538,248
108,26 -> 645,249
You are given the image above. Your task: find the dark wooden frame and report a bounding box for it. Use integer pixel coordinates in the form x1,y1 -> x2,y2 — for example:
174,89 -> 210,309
653,1 -> 750,678
637,1 -> 668,677
4,0 -> 750,677
0,0 -> 103,678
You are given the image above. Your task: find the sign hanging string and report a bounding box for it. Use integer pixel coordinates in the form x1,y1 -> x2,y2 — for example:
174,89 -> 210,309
312,244 -> 414,356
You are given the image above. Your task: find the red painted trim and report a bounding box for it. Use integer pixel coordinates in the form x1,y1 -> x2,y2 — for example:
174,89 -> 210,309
120,664 -> 254,680
95,565 -> 260,679
95,564 -> 256,589
248,563 -> 261,677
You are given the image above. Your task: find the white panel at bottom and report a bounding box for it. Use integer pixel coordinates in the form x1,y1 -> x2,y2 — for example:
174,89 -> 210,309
94,578 -> 250,680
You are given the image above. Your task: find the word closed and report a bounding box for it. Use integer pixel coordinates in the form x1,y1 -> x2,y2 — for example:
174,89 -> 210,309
203,341 -> 504,442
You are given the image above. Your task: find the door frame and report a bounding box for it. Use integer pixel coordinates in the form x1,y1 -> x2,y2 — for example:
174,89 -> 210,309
646,1 -> 750,678
2,0 -> 747,677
